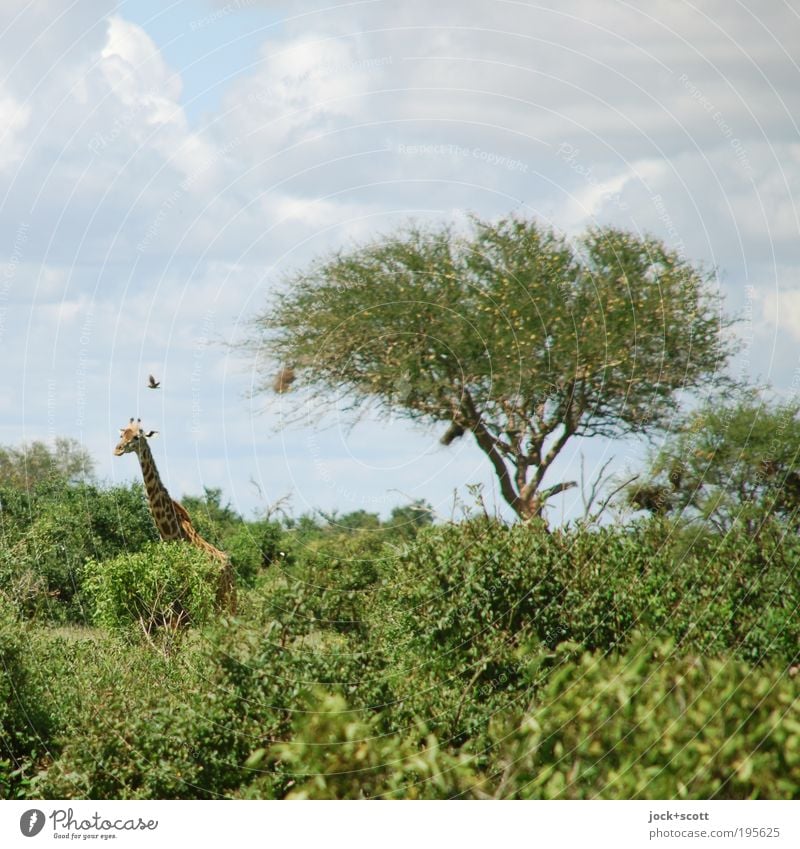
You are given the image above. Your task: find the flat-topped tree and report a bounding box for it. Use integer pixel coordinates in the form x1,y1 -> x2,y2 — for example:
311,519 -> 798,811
248,216 -> 735,522
114,418 -> 236,612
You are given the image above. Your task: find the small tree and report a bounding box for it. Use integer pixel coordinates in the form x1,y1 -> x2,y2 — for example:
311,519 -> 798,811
248,216 -> 734,521
0,437 -> 94,491
629,389 -> 800,533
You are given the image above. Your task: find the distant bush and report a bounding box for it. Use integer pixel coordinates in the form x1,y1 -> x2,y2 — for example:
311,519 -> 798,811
0,482 -> 157,622
0,437 -> 93,490
224,519 -> 285,587
84,542 -> 220,638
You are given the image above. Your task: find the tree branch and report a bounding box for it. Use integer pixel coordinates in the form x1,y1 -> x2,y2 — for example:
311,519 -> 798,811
538,480 -> 578,502
460,389 -> 525,516
581,455 -> 615,517
590,473 -> 640,524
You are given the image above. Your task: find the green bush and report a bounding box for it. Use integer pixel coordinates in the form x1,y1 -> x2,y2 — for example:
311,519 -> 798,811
84,541 -> 220,637
31,629 -> 214,800
0,482 -> 157,622
224,519 -> 286,587
484,638 -> 800,799
36,618 -> 375,800
9,506 -> 800,801
0,598 -> 54,797
258,692 -> 480,799
370,518 -> 800,747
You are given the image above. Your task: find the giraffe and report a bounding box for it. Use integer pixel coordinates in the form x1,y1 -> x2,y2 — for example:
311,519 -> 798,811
114,418 -> 236,613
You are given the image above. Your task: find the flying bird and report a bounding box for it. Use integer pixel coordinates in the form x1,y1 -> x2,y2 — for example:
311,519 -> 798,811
148,374 -> 161,389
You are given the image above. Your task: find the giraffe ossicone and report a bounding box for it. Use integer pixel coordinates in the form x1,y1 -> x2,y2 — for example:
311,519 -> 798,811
114,417 -> 236,613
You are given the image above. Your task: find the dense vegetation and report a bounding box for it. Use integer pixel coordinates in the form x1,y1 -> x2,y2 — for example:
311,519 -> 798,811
0,217 -> 796,800
1,449 -> 798,799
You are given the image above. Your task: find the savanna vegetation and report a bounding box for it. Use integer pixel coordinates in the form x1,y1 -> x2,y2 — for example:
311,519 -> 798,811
248,217 -> 733,520
2,217 -> 799,800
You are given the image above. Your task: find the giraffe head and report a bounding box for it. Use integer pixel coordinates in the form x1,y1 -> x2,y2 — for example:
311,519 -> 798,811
114,418 -> 151,456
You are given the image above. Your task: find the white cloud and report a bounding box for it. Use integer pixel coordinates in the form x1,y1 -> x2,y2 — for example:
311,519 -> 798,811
761,288 -> 800,342
101,16 -> 183,106
0,91 -> 31,172
4,0 -> 800,518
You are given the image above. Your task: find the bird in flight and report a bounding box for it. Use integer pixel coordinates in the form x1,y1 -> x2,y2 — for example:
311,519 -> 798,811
148,374 -> 161,389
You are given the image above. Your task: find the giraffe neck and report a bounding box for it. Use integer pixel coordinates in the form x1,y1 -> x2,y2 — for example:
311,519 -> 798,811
135,437 -> 182,540
131,435 -> 236,612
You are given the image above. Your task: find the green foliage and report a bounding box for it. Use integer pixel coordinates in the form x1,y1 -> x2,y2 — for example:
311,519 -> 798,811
0,481 -> 157,622
0,598 -> 54,797
385,501 -> 435,540
224,519 -> 285,586
178,488 -> 294,588
250,531 -> 383,645
372,518 -> 800,746
85,542 -> 220,636
267,692 -> 480,799
0,437 -> 94,490
6,487 -> 798,801
180,487 -> 242,546
284,503 -> 433,546
485,639 -> 800,799
31,630 -> 221,800
35,617 -> 378,800
250,215 -> 734,518
631,390 -> 800,533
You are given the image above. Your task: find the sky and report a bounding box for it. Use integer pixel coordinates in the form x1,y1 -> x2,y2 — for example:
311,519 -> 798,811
1,0 -> 798,523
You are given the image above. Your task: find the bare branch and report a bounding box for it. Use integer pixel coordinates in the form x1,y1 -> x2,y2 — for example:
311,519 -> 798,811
589,474 -> 640,524
581,455 -> 615,517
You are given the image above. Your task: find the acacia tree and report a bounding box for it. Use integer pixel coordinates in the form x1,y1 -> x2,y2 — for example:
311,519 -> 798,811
249,216 -> 734,521
628,390 -> 800,533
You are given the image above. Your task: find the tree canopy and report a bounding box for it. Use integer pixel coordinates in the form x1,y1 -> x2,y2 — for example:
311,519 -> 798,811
0,437 -> 94,492
249,215 -> 734,520
629,389 -> 800,533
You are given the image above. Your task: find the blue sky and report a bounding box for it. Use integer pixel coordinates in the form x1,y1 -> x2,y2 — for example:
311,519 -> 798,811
120,0 -> 281,124
1,0 -> 799,522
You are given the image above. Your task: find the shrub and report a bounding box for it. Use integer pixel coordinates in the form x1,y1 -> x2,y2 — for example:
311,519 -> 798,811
31,630 -> 214,800
258,692 -> 480,799
36,619 -> 373,800
0,598 -> 54,797
84,542 -> 220,637
224,519 -> 285,587
370,518 -> 800,747
12,511 -> 800,801
484,638 -> 800,799
0,482 -> 157,622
